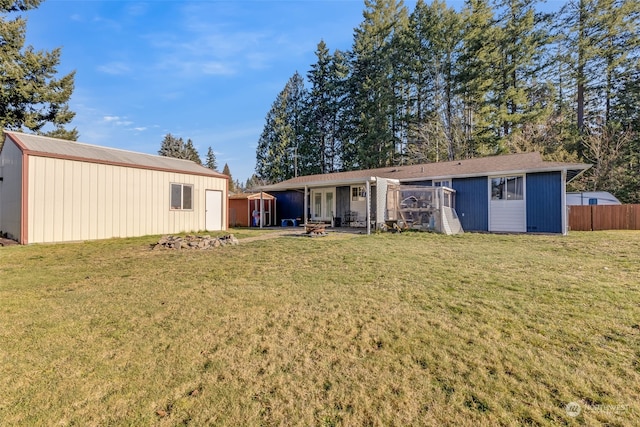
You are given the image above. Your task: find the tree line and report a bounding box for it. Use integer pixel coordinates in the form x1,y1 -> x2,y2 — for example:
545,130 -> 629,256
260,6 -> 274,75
157,133 -> 245,191
254,0 -> 640,202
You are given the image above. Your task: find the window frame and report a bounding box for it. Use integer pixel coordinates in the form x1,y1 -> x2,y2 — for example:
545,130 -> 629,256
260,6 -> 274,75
170,183 -> 194,210
351,185 -> 366,201
490,175 -> 524,201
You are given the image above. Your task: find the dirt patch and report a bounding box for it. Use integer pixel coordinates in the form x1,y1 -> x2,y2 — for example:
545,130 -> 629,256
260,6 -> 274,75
0,237 -> 19,246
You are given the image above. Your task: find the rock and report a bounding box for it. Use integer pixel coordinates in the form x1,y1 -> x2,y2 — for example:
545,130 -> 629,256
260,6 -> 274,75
152,234 -> 238,250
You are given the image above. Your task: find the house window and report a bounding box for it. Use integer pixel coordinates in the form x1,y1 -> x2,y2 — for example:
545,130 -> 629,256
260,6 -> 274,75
352,186 -> 366,201
433,180 -> 450,188
491,176 -> 523,200
171,183 -> 193,210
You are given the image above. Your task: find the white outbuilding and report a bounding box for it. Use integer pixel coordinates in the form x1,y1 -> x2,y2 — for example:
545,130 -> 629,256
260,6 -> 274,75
0,131 -> 228,244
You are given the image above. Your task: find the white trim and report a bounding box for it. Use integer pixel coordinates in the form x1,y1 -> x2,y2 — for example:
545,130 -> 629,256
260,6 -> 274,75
488,175 -> 526,232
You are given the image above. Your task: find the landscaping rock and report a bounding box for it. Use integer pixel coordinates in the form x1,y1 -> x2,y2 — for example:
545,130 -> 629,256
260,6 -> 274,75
152,234 -> 239,250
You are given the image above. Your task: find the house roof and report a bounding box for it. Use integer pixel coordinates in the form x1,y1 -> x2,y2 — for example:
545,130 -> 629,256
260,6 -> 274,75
229,192 -> 275,200
3,131 -> 227,179
261,152 -> 591,190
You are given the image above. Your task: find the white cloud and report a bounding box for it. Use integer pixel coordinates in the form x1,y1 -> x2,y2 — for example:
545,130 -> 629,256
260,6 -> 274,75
103,115 -> 120,122
97,62 -> 131,75
132,127 -> 147,132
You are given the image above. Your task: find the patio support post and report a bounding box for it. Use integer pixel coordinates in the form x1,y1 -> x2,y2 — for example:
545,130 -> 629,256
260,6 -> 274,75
304,185 -> 308,225
260,191 -> 264,228
561,169 -> 568,235
366,180 -> 371,235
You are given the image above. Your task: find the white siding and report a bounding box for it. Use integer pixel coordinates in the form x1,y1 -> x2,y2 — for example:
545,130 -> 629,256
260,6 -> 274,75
489,200 -> 526,232
0,139 -> 23,240
26,156 -> 226,243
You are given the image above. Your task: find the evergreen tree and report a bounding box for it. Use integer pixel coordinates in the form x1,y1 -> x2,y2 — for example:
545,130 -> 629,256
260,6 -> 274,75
557,0 -> 638,130
222,163 -> 235,192
158,133 -> 184,158
205,146 -> 217,171
255,72 -> 308,183
0,0 -> 77,140
457,0 -> 502,156
304,40 -> 332,175
183,138 -> 201,164
305,42 -> 351,174
494,0 -> 553,137
399,0 -> 464,163
348,0 -> 409,169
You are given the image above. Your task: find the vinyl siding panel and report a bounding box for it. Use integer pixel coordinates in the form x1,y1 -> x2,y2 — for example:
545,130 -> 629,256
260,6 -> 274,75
526,172 -> 562,233
452,177 -> 488,231
26,156 -> 226,243
489,200 -> 526,232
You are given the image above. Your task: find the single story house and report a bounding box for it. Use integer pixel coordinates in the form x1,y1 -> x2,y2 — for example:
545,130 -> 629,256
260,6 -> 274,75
261,152 -> 591,235
0,131 -> 228,244
228,192 -> 276,227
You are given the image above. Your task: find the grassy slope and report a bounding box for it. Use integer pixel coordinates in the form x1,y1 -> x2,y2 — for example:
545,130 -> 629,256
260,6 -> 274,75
0,231 -> 639,426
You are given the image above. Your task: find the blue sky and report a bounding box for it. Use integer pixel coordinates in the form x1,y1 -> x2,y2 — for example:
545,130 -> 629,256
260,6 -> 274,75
22,0 -> 472,183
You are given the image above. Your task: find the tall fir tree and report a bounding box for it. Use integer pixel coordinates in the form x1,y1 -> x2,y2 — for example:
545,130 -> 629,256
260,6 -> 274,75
0,0 -> 77,140
494,0 -> 553,138
347,0 -> 409,169
183,138 -> 201,164
457,0 -> 502,156
304,40 -> 332,175
222,163 -> 235,192
205,146 -> 217,171
255,72 -> 308,183
399,0 -> 464,163
158,133 -> 185,158
305,42 -> 351,174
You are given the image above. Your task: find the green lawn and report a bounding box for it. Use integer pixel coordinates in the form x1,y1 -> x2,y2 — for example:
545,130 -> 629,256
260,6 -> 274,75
1,230 -> 639,426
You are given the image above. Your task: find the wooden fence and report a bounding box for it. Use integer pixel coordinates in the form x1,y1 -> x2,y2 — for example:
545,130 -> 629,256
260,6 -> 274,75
568,205 -> 640,231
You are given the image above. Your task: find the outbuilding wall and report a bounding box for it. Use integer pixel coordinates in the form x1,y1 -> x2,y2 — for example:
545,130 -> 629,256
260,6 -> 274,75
525,171 -> 563,233
271,190 -> 304,223
0,138 -> 23,240
26,155 -> 227,243
452,177 -> 489,231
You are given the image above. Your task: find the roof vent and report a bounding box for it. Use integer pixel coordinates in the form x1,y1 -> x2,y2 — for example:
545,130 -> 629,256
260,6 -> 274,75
420,166 -> 424,173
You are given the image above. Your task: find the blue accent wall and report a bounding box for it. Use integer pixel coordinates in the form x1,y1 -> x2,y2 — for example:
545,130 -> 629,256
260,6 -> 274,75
270,190 -> 304,221
452,177 -> 488,231
526,172 -> 562,233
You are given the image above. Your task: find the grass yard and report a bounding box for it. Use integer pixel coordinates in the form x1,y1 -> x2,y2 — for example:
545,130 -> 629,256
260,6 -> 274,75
1,230 -> 639,426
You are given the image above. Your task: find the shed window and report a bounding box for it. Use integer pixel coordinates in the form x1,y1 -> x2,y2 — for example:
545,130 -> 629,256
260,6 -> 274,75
171,183 -> 193,210
491,176 -> 523,200
433,180 -> 451,188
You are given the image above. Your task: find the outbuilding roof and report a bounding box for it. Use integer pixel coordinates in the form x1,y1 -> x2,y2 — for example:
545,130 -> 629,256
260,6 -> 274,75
262,152 -> 590,190
3,131 -> 227,179
229,192 -> 275,200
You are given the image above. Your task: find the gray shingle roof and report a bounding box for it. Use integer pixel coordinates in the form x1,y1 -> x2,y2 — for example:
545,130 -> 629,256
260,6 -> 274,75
4,131 -> 226,178
263,152 -> 590,190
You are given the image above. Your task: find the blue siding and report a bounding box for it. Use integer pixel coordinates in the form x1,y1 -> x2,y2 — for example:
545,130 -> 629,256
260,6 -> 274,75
452,177 -> 488,231
526,172 -> 562,233
270,190 -> 304,222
